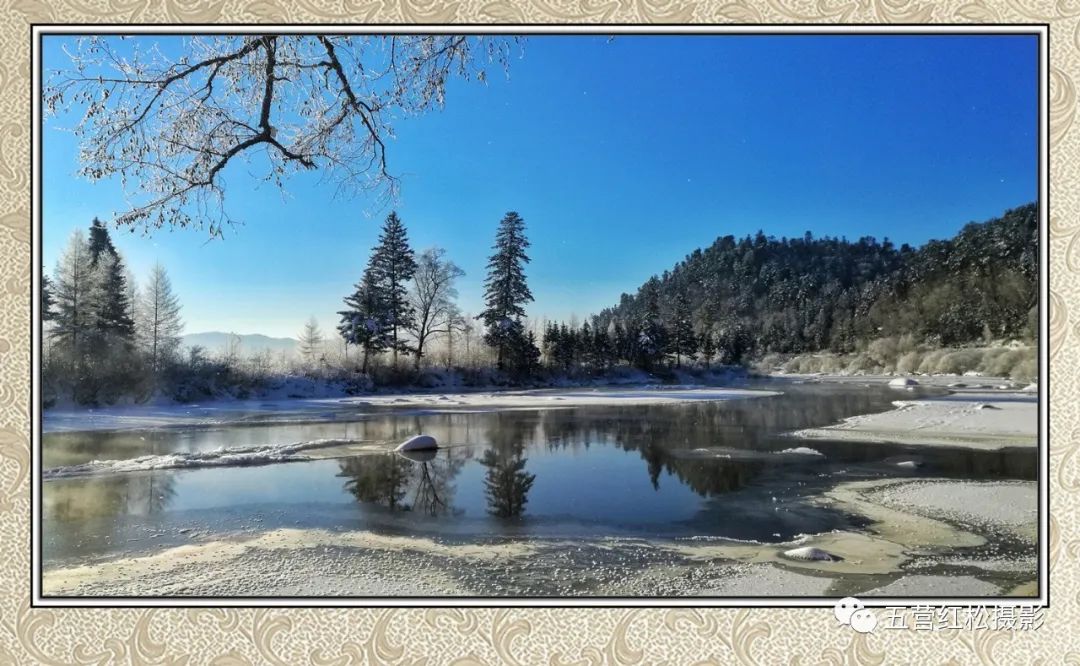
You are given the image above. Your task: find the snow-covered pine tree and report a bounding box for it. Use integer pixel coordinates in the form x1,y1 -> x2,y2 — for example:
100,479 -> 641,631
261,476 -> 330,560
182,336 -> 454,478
50,229 -> 94,361
479,212 -> 534,372
124,267 -> 139,332
636,279 -> 669,370
298,317 -> 324,366
87,218 -> 118,264
609,320 -> 629,365
579,321 -> 594,371
91,252 -> 136,344
592,321 -> 612,371
137,263 -> 184,374
669,292 -> 696,368
699,327 -> 717,369
369,212 -> 417,366
338,267 -> 390,374
84,219 -> 136,358
41,274 -> 54,321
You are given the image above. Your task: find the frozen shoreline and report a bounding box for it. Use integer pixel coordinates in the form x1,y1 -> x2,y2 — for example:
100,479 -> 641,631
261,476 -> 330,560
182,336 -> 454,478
43,386 -> 780,434
790,394 -> 1036,450
43,477 -> 1036,598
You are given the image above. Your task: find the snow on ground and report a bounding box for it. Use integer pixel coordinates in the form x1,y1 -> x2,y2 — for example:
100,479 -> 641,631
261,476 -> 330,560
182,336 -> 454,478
44,386 -> 781,434
42,477 -> 1036,598
336,387 -> 780,410
867,480 -> 1037,542
865,575 -> 1002,597
790,395 -> 1036,450
775,373 -> 1032,391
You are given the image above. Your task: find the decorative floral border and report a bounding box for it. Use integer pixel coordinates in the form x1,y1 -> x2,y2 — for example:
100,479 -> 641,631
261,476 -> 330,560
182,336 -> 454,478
3,1 -> 1075,662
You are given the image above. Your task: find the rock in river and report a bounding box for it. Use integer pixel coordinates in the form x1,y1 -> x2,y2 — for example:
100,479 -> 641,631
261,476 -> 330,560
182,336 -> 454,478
396,435 -> 438,452
782,546 -> 844,562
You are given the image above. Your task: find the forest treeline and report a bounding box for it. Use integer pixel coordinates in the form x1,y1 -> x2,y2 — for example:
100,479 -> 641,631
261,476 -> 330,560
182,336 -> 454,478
43,203 -> 1038,406
42,220 -> 184,405
586,202 -> 1037,366
531,199 -> 1036,375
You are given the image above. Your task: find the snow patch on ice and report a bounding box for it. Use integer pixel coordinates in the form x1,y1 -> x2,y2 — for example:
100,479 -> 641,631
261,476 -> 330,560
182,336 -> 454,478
43,438 -> 365,480
776,447 -> 825,457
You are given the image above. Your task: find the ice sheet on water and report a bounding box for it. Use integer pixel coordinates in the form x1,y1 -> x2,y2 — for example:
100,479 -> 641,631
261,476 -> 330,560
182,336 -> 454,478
43,438 -> 365,480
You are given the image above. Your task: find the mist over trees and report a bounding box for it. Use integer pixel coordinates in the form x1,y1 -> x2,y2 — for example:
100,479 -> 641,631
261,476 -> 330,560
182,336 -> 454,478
45,221 -> 167,404
297,317 -> 325,366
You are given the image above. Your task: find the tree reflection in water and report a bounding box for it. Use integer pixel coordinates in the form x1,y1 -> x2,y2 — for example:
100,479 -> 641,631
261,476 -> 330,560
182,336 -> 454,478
480,414 -> 537,518
338,454 -> 413,510
337,448 -> 466,515
46,471 -> 177,521
399,448 -> 466,517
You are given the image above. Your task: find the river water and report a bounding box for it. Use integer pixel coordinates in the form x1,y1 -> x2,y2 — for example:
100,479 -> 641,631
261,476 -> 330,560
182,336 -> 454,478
41,381 -> 1036,577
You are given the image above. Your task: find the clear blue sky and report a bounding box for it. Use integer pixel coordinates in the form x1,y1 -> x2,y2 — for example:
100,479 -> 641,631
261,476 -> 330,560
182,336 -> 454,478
42,34 -> 1038,339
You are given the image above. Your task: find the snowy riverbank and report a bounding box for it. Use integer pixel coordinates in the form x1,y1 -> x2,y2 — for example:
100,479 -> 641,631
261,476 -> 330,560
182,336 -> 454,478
42,476 -> 1037,598
789,393 -> 1037,450
44,384 -> 780,434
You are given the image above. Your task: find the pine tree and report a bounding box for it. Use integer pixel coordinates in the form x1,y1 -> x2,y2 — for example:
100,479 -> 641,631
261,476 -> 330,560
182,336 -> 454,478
369,212 -> 417,365
91,252 -> 136,343
87,218 -> 118,265
124,267 -> 139,330
41,274 -> 54,321
137,263 -> 184,374
699,328 -> 717,369
338,267 -> 390,373
592,323 -> 612,370
479,212 -> 534,372
298,317 -> 324,365
50,230 -> 94,359
610,320 -> 630,365
84,219 -> 135,353
669,292 -> 696,368
636,280 -> 669,370
541,321 -> 559,368
579,321 -> 594,371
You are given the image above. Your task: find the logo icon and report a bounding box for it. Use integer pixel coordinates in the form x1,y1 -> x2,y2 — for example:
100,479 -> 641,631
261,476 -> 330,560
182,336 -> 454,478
835,597 -> 877,634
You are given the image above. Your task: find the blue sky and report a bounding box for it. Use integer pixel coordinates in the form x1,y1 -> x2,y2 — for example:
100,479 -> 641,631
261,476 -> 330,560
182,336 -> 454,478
42,34 -> 1038,338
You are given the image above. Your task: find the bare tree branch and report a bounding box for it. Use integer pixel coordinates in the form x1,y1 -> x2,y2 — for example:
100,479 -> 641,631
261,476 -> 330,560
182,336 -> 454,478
45,35 -> 518,237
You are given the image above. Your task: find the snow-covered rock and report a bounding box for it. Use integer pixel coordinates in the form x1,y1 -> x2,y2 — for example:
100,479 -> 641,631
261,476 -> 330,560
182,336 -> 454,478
888,377 -> 919,388
782,546 -> 843,562
395,435 -> 438,452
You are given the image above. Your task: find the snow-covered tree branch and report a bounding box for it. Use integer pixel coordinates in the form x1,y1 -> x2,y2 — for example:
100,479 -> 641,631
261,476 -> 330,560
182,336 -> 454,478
45,35 -> 517,236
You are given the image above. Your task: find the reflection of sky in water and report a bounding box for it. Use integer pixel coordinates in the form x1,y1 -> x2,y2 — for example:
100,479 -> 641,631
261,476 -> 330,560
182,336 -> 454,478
42,383 -> 1037,565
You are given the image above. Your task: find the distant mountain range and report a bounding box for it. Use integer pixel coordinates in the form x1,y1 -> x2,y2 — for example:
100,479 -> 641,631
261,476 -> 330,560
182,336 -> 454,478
181,332 -> 299,355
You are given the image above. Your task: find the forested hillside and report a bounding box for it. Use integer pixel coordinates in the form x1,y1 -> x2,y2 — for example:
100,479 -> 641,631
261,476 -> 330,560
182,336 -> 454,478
589,203 -> 1037,365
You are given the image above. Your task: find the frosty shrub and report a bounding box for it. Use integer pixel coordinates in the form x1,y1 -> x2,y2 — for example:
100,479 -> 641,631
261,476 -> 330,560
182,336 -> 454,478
896,351 -> 923,374
933,349 -> 983,375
